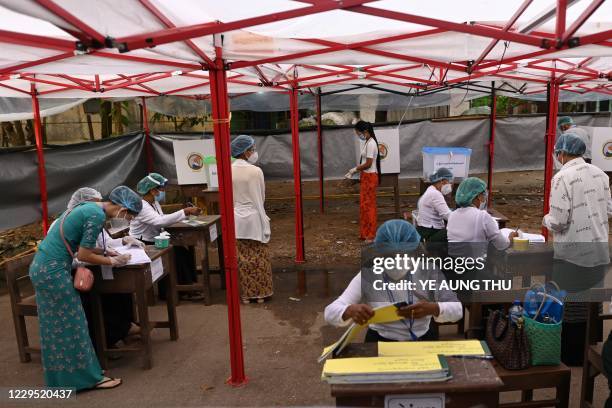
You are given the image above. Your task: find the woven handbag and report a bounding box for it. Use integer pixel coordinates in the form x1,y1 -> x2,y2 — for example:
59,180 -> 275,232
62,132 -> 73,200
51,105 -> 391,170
486,309 -> 531,370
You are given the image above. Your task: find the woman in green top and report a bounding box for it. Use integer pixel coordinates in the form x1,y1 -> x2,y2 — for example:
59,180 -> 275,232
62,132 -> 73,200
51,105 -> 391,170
29,186 -> 142,391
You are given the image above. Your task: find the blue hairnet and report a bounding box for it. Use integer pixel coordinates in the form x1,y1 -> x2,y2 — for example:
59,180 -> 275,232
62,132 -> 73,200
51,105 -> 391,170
68,187 -> 102,210
136,173 -> 168,195
109,186 -> 142,214
455,177 -> 487,207
558,116 -> 574,127
374,220 -> 421,251
231,135 -> 255,157
429,167 -> 454,183
554,133 -> 586,156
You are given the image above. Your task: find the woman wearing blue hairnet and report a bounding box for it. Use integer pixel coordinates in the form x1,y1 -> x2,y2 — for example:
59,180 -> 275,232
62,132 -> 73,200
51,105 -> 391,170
29,186 -> 142,391
415,167 -> 453,243
447,177 -> 517,255
231,135 -> 273,303
130,172 -> 202,301
325,220 -> 462,342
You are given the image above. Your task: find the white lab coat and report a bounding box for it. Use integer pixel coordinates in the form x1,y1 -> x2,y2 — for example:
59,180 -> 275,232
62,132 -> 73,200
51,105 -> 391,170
543,157 -> 611,266
416,185 -> 452,229
324,271 -> 462,341
447,206 -> 511,250
129,199 -> 186,242
232,159 -> 271,243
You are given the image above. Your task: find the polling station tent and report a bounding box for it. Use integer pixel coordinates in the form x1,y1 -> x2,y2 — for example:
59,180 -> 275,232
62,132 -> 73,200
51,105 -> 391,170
0,0 -> 611,384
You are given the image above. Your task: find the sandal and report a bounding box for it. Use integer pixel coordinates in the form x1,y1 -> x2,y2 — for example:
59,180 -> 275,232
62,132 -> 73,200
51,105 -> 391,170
94,376 -> 122,390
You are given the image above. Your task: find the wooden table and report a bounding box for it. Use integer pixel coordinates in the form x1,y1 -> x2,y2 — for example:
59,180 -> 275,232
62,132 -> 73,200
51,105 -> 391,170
165,215 -> 224,305
330,343 -> 503,408
89,246 -> 178,370
379,174 -> 400,218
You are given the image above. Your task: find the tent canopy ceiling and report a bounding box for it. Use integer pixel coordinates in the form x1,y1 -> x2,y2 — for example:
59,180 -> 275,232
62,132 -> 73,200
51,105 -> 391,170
0,0 -> 610,99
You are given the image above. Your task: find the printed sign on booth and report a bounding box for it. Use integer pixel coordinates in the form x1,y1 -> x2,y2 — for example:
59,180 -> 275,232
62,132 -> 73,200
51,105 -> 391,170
172,139 -> 218,187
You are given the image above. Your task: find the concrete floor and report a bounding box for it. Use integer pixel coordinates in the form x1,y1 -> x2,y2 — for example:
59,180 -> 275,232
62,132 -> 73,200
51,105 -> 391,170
0,266 -> 609,407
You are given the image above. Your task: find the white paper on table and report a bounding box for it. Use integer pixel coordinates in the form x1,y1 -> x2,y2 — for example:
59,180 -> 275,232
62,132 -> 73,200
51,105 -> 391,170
151,258 -> 164,283
500,228 -> 545,243
114,245 -> 152,265
209,224 -> 218,242
101,265 -> 114,280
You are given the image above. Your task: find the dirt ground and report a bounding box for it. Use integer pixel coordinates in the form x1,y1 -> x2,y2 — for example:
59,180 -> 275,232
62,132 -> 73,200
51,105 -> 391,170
0,171 -> 609,407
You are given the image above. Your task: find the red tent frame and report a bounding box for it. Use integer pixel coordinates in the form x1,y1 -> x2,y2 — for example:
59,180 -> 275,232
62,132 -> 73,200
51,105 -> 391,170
5,0 -> 611,386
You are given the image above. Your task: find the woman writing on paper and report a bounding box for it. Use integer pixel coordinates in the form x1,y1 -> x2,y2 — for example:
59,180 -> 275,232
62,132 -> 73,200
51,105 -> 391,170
230,135 -> 273,303
324,220 -> 462,342
129,172 -> 202,301
345,121 -> 381,243
29,186 -> 142,391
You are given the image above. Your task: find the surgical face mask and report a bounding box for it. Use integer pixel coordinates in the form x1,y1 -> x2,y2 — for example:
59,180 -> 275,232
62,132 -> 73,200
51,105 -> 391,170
109,209 -> 130,230
478,193 -> 488,210
155,190 -> 166,202
441,183 -> 452,196
356,132 -> 366,141
247,151 -> 259,164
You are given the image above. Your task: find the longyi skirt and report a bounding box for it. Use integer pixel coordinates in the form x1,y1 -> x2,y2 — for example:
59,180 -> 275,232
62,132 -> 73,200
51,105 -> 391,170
237,239 -> 273,301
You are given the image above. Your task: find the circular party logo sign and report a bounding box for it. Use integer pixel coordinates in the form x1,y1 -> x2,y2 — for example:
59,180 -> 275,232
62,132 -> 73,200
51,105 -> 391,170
187,152 -> 204,171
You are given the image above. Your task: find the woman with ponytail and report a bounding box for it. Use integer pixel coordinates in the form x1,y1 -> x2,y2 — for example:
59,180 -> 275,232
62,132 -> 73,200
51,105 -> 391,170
346,120 -> 381,242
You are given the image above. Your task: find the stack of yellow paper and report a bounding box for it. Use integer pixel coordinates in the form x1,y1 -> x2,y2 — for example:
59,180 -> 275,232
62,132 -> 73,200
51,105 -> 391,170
322,355 -> 451,384
378,340 -> 492,359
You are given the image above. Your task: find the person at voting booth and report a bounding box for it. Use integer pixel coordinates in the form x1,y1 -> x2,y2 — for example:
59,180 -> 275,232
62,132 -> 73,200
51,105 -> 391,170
415,167 -> 453,243
324,220 -> 462,342
543,133 -> 611,366
29,186 -> 142,391
345,120 -> 381,242
130,172 -> 203,301
230,135 -> 274,303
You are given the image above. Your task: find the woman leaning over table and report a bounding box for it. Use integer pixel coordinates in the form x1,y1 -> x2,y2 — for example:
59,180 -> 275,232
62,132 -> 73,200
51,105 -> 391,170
230,135 -> 273,303
129,172 -> 202,301
29,186 -> 142,391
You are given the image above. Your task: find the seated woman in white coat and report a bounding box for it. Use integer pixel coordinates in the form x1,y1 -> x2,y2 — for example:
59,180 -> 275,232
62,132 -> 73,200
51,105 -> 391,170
416,167 -> 454,243
230,135 -> 273,303
325,220 -> 462,342
129,172 -> 202,300
447,177 -> 517,258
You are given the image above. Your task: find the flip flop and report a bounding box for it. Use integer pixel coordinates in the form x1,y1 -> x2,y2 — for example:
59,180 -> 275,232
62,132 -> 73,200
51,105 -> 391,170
94,377 -> 122,390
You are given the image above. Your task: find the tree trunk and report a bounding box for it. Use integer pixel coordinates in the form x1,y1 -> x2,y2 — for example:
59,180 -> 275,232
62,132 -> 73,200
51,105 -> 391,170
25,119 -> 35,145
12,121 -> 26,145
113,102 -> 124,135
100,101 -> 112,138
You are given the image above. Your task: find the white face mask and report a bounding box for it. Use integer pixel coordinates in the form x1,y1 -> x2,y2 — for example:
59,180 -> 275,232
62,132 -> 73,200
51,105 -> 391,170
109,209 -> 130,230
478,193 -> 488,210
247,151 -> 259,164
441,183 -> 452,196
385,267 -> 409,281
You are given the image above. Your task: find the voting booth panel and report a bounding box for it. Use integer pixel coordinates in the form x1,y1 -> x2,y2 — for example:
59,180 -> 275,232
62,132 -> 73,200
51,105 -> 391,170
172,139 -> 219,188
353,128 -> 401,175
587,127 -> 612,171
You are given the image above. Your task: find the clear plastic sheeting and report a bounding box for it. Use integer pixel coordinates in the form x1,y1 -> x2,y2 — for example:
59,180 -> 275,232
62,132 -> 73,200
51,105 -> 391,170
0,97 -> 87,122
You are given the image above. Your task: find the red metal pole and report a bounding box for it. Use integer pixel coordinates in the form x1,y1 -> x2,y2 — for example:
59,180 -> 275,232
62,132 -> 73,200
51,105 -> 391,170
209,45 -> 246,385
290,86 -> 306,263
542,80 -> 560,239
487,82 -> 497,206
141,97 -> 154,173
316,89 -> 324,214
31,84 -> 49,235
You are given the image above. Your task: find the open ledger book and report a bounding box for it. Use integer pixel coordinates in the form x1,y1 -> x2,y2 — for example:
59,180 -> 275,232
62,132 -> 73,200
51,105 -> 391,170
318,303 -> 404,363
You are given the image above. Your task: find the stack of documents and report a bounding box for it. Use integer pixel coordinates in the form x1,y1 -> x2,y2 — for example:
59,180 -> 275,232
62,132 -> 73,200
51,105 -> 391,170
322,355 -> 451,384
501,228 -> 545,243
378,340 -> 492,359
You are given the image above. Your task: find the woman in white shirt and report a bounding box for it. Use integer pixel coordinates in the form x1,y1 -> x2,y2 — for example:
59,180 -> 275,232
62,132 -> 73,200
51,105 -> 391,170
130,173 -> 202,300
447,177 -> 517,258
416,167 -> 454,242
345,120 -> 381,242
230,135 -> 273,303
325,220 -> 462,342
